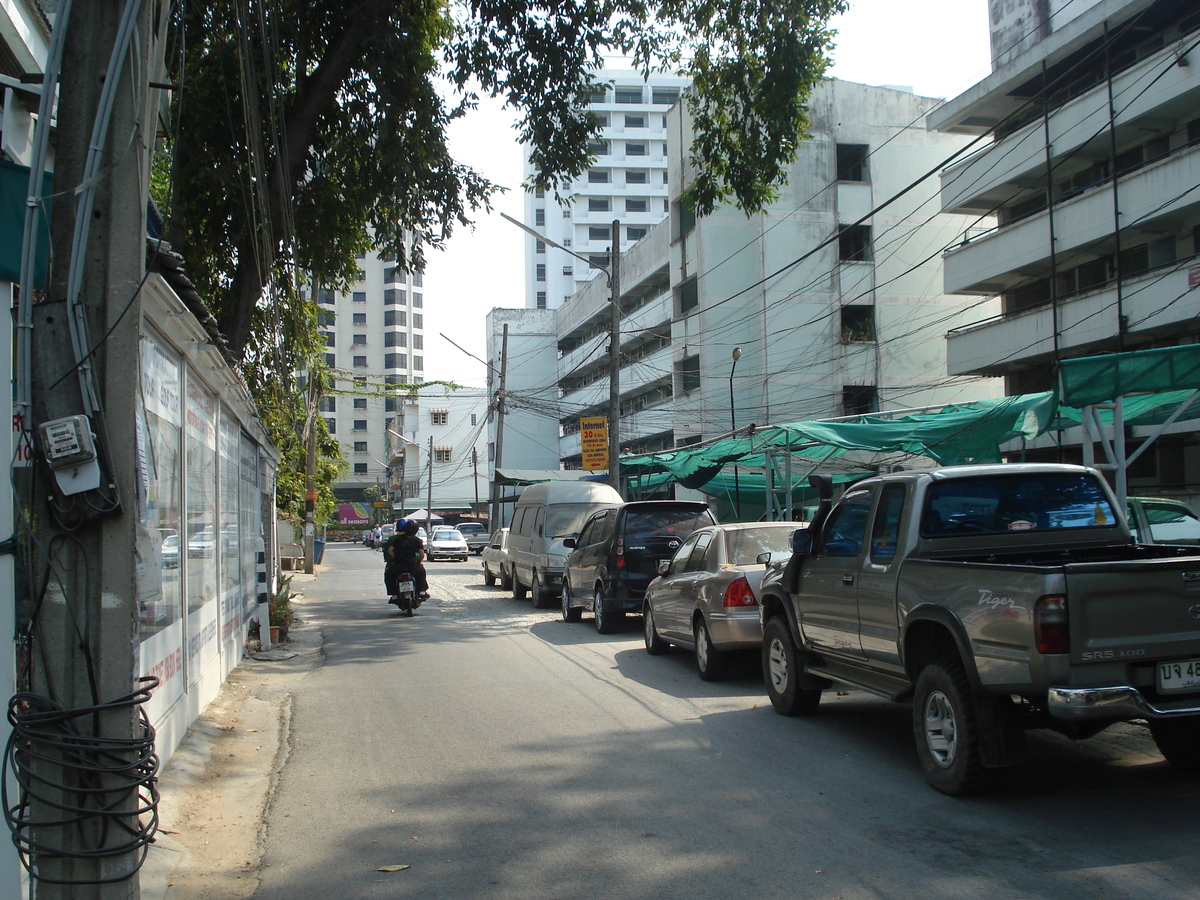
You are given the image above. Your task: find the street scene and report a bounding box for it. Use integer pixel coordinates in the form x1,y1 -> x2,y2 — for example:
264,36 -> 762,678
153,545 -> 1200,900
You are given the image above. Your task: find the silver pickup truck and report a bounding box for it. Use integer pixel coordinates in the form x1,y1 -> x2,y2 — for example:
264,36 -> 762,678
758,462 -> 1200,796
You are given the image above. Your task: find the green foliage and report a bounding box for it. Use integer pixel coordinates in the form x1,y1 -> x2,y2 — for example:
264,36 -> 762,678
269,574 -> 295,626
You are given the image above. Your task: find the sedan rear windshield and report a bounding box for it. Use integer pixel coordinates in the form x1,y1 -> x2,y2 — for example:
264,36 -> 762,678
725,526 -> 796,566
922,473 -> 1120,538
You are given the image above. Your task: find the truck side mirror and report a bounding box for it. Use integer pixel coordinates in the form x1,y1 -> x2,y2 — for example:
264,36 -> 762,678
791,529 -> 813,555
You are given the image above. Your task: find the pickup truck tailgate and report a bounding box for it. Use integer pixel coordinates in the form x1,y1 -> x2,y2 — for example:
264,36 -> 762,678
1067,558 -> 1200,664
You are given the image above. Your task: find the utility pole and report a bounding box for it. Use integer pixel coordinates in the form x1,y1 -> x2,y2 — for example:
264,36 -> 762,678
472,447 -> 480,508
27,1 -> 160,894
426,435 -> 434,537
304,281 -> 319,576
608,220 -> 621,493
489,325 -> 509,529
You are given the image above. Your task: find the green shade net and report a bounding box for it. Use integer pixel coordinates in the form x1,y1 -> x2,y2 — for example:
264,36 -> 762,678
619,392 -> 1059,490
1059,345 -> 1200,407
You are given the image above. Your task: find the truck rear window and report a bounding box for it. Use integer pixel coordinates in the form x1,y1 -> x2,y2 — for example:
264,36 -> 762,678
922,473 -> 1120,537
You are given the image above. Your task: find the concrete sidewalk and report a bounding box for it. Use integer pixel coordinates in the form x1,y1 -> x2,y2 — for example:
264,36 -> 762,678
141,569 -> 325,900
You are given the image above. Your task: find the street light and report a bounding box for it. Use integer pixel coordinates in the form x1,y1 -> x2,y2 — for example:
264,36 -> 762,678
730,348 -> 742,519
500,211 -> 622,492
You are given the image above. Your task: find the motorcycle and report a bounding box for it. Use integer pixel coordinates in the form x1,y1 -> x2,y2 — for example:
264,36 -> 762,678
388,571 -> 424,616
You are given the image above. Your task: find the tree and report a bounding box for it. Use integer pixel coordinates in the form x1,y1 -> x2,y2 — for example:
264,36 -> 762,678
162,0 -> 847,360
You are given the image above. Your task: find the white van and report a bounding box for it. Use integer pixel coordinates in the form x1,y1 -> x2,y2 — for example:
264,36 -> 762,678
507,481 -> 623,607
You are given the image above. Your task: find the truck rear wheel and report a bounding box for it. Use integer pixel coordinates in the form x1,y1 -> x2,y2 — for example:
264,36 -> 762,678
1149,717 -> 1200,772
913,659 -> 999,796
762,617 -> 820,716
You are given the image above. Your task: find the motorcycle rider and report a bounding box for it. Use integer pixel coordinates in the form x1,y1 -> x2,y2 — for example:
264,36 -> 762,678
384,519 -> 429,600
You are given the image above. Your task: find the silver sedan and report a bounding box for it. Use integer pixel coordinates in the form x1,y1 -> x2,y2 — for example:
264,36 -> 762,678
643,522 -> 800,681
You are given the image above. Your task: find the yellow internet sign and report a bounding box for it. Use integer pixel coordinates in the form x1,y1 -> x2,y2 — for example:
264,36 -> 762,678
580,416 -> 609,471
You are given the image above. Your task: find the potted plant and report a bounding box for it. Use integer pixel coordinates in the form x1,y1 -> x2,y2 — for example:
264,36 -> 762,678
269,574 -> 294,642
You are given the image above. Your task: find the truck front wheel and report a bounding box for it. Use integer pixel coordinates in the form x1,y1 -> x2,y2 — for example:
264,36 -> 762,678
762,618 -> 821,716
913,659 -> 999,796
1149,717 -> 1200,772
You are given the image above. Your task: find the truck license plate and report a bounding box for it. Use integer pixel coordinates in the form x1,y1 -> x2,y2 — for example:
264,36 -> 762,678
1158,659 -> 1200,693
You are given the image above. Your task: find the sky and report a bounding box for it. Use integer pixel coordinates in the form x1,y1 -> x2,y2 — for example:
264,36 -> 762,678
421,0 -> 994,388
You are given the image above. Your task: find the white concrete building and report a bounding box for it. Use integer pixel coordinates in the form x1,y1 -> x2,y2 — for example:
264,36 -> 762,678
522,69 -> 689,310
491,78 -> 1001,518
317,248 -> 427,505
931,0 -> 1200,496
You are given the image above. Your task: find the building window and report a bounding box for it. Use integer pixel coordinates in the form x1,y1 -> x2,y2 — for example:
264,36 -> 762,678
354,441 -> 368,452
536,263 -> 546,281
325,417 -> 336,434
318,288 -> 335,305
431,409 -> 448,425
843,385 -> 878,416
679,277 -> 699,314
412,334 -> 423,349
471,414 -> 477,426
651,88 -> 679,105
434,446 -> 453,463
625,142 -> 647,156
625,171 -> 647,184
678,355 -> 701,393
385,398 -> 398,412
624,114 -> 645,128
536,291 -> 547,308
562,266 -> 573,276
385,310 -> 406,327
353,355 -> 367,367
413,356 -> 423,371
588,226 -> 611,242
413,313 -> 423,329
352,333 -> 367,346
325,353 -> 336,367
615,87 -> 642,104
838,224 -> 873,262
837,144 -> 870,182
352,291 -> 366,303
562,208 -> 572,219
384,266 -> 405,284
625,198 -> 648,213
353,313 -> 366,325
588,169 -> 610,184
588,255 -> 608,270
317,311 -> 334,326
319,396 -> 336,412
353,419 -> 368,431
385,331 -> 407,348
353,398 -> 367,410
627,227 -> 647,241
412,272 -> 423,287
588,86 -> 608,103
535,240 -> 545,253
354,462 -> 368,474
323,332 -> 335,347
385,288 -> 406,305
384,353 -> 407,369
412,293 -> 422,308
840,306 -> 876,342
535,208 -> 545,226
588,140 -> 609,155
588,198 -> 611,212
354,376 -> 367,388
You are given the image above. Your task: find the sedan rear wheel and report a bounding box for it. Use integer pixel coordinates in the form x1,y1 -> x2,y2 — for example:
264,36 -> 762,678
694,617 -> 729,681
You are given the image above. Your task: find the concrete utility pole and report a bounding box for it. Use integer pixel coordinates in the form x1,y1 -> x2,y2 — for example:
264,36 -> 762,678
489,325 -> 509,529
608,220 -> 621,493
27,1 -> 160,895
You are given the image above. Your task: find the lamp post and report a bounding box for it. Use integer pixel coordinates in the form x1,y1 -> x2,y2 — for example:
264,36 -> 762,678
730,347 -> 742,519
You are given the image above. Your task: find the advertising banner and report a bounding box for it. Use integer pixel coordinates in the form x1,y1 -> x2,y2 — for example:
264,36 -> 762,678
338,502 -> 371,526
580,416 -> 609,471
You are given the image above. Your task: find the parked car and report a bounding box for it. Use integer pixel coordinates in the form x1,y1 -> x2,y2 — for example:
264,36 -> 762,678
427,527 -> 469,561
188,529 -> 215,558
507,480 -> 623,608
1127,496 -> 1200,545
562,500 -> 718,633
457,521 -> 490,554
481,528 -> 511,588
643,521 -> 798,680
161,533 -> 180,568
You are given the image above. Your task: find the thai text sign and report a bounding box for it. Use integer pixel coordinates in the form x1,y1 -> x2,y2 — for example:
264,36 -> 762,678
580,416 -> 609,471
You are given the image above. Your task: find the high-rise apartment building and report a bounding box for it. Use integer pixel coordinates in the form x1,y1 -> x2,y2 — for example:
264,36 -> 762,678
317,249 -> 426,503
522,68 -> 690,310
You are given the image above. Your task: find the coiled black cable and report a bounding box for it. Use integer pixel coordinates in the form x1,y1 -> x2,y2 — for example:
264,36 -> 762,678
2,676 -> 161,885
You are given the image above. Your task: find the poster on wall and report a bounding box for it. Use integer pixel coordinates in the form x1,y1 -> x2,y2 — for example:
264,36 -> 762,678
339,502 -> 370,526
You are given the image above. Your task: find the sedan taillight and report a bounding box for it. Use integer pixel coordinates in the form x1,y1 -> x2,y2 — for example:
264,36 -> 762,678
723,576 -> 758,608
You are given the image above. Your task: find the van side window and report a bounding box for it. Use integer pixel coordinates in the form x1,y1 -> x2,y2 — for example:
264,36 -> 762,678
533,506 -> 545,537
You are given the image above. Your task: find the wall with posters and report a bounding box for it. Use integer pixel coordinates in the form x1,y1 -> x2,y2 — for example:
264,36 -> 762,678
135,275 -> 277,765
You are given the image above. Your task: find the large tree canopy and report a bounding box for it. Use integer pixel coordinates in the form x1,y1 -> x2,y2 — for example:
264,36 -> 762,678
163,0 -> 847,359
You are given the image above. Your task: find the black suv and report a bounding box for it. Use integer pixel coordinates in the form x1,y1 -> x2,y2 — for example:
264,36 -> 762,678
561,501 -> 717,633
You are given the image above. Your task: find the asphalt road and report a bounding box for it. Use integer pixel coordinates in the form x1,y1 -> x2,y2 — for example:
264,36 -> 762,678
248,542 -> 1200,900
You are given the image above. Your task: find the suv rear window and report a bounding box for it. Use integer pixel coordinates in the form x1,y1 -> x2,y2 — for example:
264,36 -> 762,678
624,506 -> 714,542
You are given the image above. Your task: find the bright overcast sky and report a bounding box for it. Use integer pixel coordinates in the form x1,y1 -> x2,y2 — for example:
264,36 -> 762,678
422,0 -> 993,388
